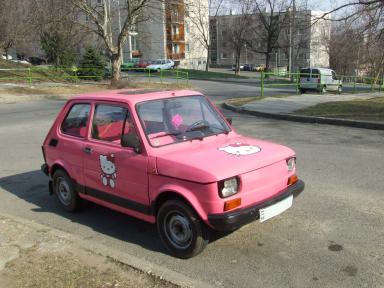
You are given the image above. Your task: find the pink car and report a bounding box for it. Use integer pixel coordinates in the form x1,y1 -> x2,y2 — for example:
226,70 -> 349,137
41,89 -> 304,258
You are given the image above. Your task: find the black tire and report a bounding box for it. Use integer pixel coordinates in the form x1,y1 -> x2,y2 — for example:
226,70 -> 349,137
337,86 -> 342,94
52,169 -> 80,212
157,200 -> 209,259
321,85 -> 327,94
299,88 -> 306,94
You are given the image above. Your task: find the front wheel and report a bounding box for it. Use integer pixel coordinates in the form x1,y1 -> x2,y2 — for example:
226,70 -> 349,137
157,200 -> 209,258
337,86 -> 342,94
321,85 -> 327,94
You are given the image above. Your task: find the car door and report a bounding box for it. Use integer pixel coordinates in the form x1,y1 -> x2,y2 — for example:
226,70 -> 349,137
83,102 -> 149,212
58,102 -> 91,186
331,71 -> 339,90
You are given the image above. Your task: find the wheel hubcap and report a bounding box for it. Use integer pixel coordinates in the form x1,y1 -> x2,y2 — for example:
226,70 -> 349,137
57,177 -> 71,205
164,212 -> 193,249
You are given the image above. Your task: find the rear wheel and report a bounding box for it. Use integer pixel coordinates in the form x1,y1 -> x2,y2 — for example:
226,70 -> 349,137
157,200 -> 209,258
299,88 -> 306,94
52,170 -> 80,212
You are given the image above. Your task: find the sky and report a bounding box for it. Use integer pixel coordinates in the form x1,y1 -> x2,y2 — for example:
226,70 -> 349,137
307,0 -> 350,13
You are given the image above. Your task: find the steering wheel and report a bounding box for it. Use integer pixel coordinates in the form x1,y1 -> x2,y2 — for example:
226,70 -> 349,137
187,120 -> 210,132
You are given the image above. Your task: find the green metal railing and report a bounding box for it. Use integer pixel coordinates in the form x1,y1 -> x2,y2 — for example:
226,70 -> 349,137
260,71 -> 384,97
0,66 -> 189,86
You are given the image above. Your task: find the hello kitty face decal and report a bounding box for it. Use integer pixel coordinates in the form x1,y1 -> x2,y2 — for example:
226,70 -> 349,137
99,154 -> 117,188
219,143 -> 261,156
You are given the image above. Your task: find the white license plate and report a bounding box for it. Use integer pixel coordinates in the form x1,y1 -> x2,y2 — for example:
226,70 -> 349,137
259,195 -> 293,223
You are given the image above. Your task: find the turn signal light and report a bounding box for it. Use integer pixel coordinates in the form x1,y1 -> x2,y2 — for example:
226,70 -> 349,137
224,198 -> 241,211
287,175 -> 298,186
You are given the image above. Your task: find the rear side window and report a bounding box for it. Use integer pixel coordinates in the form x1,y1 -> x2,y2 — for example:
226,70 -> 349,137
91,104 -> 127,143
61,103 -> 91,138
300,69 -> 310,77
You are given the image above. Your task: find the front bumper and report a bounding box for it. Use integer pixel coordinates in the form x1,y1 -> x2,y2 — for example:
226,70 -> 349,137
207,180 -> 305,231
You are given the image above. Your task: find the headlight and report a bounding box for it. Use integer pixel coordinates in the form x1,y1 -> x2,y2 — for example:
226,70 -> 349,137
287,157 -> 296,172
218,177 -> 239,198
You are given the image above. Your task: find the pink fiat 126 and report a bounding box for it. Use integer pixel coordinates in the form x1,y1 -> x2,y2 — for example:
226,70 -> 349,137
41,89 -> 304,258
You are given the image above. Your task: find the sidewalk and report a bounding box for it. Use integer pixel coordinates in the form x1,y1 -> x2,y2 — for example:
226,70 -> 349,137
242,92 -> 383,114
0,213 -> 208,288
223,92 -> 384,130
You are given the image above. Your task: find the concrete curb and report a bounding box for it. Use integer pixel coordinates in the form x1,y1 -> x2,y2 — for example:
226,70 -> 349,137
223,102 -> 384,130
0,212 -> 213,288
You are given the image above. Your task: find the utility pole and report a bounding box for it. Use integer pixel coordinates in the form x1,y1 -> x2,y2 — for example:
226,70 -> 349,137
288,0 -> 296,74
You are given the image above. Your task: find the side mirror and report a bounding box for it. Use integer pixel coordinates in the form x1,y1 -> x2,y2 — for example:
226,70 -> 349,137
226,117 -> 233,125
122,134 -> 142,154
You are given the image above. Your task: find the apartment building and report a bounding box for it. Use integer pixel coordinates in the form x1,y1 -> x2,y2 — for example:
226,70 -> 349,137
119,0 -> 208,69
210,10 -> 331,71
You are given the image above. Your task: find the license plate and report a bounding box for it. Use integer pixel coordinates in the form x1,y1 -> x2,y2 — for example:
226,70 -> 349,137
259,195 -> 293,223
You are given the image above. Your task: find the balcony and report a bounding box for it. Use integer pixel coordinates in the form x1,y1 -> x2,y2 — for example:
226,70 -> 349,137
170,53 -> 185,60
131,50 -> 141,57
171,34 -> 185,42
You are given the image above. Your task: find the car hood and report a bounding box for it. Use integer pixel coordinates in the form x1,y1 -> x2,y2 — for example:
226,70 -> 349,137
156,135 -> 295,183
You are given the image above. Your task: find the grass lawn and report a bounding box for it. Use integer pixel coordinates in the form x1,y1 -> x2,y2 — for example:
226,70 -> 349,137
294,97 -> 384,122
178,69 -> 248,79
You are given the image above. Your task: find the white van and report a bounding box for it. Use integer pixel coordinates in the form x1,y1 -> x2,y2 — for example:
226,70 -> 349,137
299,67 -> 342,94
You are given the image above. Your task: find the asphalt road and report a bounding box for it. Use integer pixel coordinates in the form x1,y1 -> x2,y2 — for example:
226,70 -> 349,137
0,86 -> 383,288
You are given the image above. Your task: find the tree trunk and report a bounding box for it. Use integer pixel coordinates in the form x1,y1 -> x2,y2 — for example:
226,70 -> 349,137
111,52 -> 122,85
265,52 -> 271,71
205,47 -> 210,72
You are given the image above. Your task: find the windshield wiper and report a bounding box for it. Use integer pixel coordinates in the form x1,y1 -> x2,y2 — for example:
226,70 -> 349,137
149,131 -> 182,139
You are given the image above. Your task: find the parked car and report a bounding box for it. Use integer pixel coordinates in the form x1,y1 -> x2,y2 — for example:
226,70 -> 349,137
146,59 -> 175,71
1,54 -> 13,60
120,58 -> 140,71
231,64 -> 244,71
41,89 -> 305,258
254,64 -> 266,72
135,59 -> 151,70
299,67 -> 342,94
243,64 -> 255,71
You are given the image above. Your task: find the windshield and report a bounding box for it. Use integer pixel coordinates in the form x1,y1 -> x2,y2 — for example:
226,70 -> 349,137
136,95 -> 231,147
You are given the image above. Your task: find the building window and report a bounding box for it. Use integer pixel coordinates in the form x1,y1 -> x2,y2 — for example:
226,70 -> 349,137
172,24 -> 179,35
172,44 -> 180,54
221,53 -> 228,59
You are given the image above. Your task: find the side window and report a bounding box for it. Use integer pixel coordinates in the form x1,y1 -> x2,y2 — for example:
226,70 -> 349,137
312,69 -> 320,79
61,103 -> 91,138
92,104 -> 127,144
332,71 -> 337,80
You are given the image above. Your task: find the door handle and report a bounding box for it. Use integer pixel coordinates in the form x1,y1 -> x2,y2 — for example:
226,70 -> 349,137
83,147 -> 92,154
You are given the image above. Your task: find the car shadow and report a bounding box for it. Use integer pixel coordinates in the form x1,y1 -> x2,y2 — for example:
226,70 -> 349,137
0,170 -> 232,255
0,170 -> 164,254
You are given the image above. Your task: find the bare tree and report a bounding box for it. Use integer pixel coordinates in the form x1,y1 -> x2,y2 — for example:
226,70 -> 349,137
221,0 -> 252,74
186,0 -> 224,71
0,0 -> 34,58
71,0 -> 153,83
319,1 -> 384,77
246,0 -> 292,71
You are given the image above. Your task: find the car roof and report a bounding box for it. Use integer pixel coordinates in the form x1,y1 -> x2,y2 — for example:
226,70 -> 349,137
71,89 -> 204,106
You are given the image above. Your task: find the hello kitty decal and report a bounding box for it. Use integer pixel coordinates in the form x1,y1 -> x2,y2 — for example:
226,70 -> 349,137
219,143 -> 261,156
99,154 -> 117,188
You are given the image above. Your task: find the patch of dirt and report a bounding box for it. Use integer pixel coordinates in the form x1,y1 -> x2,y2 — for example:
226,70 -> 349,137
1,244 -> 176,288
0,81 -> 191,104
